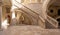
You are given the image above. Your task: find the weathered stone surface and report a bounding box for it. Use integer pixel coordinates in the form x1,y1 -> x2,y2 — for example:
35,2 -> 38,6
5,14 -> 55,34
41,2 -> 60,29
1,26 -> 60,35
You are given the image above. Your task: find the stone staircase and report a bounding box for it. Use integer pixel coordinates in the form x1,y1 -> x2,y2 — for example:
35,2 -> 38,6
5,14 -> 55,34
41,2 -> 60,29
12,0 -> 59,29
13,0 -> 45,28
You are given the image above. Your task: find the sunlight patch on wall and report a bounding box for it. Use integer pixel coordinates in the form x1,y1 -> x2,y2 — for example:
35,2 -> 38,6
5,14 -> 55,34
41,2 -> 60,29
11,0 -> 22,10
12,12 -> 16,19
1,19 -> 9,29
11,0 -> 21,5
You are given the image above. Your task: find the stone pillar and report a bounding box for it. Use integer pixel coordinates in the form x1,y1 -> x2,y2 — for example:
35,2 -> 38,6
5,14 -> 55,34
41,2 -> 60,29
0,6 -> 2,29
0,0 -> 2,29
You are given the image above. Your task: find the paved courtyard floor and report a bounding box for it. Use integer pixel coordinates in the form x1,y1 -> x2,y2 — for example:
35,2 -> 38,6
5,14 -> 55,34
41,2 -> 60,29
0,25 -> 60,35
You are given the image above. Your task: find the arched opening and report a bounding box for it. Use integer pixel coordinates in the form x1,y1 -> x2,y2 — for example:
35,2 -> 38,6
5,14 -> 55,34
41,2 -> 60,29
19,14 -> 32,25
14,9 -> 34,25
18,12 -> 36,25
58,9 -> 60,16
57,18 -> 60,26
46,0 -> 60,28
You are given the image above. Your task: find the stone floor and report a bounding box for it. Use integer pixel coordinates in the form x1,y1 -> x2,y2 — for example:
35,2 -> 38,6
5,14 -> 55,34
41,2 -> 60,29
0,31 -> 3,35
0,25 -> 60,35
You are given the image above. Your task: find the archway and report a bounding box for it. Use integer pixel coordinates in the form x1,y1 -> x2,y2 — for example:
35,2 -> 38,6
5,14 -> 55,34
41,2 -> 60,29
15,9 -> 35,25
19,13 -> 33,25
18,12 -> 39,25
44,0 -> 60,28
42,0 -> 56,19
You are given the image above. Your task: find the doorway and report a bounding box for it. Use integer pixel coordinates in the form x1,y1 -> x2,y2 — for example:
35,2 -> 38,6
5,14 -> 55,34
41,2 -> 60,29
58,9 -> 60,16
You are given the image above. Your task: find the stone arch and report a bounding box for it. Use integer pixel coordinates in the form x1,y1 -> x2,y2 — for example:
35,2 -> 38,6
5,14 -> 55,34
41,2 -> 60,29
42,0 -> 56,19
44,0 -> 59,13
44,0 -> 60,18
18,12 -> 34,25
44,0 -> 60,28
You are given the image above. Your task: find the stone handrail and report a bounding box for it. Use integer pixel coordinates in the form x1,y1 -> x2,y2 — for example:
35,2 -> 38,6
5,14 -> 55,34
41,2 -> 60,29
14,5 -> 38,19
15,0 -> 39,15
47,15 -> 58,28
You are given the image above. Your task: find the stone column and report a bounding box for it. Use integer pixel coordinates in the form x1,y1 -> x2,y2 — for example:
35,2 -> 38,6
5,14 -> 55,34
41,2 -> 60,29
0,0 -> 2,29
0,6 -> 2,29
